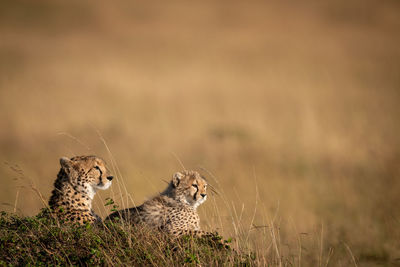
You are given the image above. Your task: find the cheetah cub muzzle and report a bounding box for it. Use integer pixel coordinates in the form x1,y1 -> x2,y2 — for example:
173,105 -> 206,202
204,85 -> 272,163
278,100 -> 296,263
107,170 -> 214,237
48,155 -> 113,224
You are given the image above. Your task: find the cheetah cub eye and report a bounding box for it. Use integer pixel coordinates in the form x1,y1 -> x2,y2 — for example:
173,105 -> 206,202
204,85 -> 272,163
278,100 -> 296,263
94,165 -> 102,172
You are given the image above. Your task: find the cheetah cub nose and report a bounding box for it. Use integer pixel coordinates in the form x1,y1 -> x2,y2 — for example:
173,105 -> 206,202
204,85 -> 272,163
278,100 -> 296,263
107,176 -> 114,181
200,193 -> 206,198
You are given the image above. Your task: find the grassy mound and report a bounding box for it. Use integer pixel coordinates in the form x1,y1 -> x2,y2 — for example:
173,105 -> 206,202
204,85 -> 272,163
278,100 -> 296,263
0,211 -> 254,266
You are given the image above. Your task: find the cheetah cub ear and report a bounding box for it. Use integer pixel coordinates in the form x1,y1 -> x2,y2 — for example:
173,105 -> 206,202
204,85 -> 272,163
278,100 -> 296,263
59,157 -> 72,171
172,172 -> 184,187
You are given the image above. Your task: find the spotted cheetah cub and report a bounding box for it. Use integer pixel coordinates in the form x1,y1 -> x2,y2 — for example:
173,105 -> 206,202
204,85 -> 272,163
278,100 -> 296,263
107,170 -> 211,236
48,155 -> 113,224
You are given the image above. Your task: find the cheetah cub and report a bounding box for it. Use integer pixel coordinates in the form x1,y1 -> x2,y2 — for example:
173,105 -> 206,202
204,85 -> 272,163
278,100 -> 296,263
48,155 -> 113,224
107,170 -> 212,237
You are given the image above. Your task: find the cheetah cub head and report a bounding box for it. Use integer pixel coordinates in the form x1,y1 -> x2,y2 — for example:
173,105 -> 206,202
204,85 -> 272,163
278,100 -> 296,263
164,170 -> 208,209
60,155 -> 113,199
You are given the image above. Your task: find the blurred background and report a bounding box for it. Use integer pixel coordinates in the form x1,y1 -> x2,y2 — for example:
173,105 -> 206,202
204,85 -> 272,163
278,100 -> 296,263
1,0 -> 399,265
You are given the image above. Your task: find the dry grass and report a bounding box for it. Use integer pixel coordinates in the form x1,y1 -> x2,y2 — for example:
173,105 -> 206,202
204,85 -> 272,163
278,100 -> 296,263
0,0 -> 400,265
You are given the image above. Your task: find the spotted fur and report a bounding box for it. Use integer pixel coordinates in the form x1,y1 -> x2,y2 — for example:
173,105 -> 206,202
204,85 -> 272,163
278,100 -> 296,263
48,155 -> 113,224
107,170 -> 212,236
